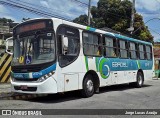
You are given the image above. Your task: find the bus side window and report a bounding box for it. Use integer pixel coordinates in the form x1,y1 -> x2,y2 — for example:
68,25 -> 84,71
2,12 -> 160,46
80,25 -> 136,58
135,43 -> 139,59
57,25 -> 80,67
139,44 -> 145,59
118,40 -> 128,58
129,42 -> 137,59
146,45 -> 152,60
59,35 -> 79,56
83,32 -> 101,56
103,36 -> 117,57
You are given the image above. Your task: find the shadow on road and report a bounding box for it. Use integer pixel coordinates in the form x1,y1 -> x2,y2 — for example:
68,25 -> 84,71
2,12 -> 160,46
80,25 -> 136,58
28,90 -> 83,103
99,84 -> 152,94
28,84 -> 152,103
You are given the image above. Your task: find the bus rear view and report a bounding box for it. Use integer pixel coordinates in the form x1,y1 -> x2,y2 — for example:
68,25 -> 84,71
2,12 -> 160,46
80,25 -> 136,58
11,19 -> 57,93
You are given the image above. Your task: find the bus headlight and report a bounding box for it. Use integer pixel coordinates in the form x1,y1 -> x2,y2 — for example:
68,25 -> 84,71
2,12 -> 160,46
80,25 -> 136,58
38,71 -> 55,82
11,77 -> 15,82
38,76 -> 45,82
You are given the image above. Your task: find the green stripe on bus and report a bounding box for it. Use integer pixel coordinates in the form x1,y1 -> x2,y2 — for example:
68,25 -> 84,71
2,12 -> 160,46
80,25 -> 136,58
137,60 -> 140,69
86,26 -> 90,30
85,57 -> 89,71
95,57 -> 99,72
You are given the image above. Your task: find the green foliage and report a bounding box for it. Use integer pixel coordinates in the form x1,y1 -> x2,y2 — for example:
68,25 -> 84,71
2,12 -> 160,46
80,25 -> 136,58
133,13 -> 153,42
73,0 -> 153,42
73,15 -> 88,26
0,18 -> 14,24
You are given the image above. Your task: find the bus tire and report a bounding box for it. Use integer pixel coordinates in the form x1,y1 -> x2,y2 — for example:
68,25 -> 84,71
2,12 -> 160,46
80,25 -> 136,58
129,72 -> 144,88
81,74 -> 94,98
131,72 -> 144,88
136,72 -> 144,88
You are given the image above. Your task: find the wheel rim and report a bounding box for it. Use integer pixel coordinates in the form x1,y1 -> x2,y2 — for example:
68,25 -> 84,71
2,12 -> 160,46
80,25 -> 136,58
86,80 -> 94,92
138,75 -> 143,85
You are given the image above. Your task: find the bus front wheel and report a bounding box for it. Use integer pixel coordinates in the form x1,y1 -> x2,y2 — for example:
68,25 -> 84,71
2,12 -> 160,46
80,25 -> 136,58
81,74 -> 94,98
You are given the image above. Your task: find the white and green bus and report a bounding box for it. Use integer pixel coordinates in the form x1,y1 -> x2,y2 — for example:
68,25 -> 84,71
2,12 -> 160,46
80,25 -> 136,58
11,18 -> 154,97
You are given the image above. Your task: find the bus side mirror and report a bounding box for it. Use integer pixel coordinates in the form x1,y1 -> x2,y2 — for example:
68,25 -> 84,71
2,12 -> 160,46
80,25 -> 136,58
6,49 -> 13,55
5,37 -> 13,55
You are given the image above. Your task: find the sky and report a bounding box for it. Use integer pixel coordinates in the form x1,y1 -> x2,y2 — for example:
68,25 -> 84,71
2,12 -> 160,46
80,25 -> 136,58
0,0 -> 160,42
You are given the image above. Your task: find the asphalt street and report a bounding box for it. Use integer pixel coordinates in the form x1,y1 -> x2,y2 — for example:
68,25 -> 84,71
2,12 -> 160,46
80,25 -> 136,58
0,79 -> 160,118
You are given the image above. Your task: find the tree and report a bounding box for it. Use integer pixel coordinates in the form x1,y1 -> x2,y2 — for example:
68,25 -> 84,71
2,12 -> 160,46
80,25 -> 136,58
0,18 -> 14,24
73,15 -> 88,26
133,13 -> 153,42
73,0 -> 153,42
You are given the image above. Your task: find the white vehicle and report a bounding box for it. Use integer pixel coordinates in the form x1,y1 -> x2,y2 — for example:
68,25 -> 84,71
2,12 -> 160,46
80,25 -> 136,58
11,18 -> 154,97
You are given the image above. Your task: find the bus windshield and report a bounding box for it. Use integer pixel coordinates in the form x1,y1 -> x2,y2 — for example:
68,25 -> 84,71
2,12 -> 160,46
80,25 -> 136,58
12,32 -> 55,65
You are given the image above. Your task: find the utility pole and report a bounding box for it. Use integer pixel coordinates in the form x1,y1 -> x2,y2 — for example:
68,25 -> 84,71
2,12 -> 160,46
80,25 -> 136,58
130,0 -> 135,34
88,0 -> 91,26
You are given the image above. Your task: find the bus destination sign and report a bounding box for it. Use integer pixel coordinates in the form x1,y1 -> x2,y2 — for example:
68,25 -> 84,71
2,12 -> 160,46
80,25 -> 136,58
16,22 -> 46,34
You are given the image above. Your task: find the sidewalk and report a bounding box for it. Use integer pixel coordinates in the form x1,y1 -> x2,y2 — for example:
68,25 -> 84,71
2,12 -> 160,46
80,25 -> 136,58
152,77 -> 159,80
0,83 -> 11,93
0,83 -> 13,98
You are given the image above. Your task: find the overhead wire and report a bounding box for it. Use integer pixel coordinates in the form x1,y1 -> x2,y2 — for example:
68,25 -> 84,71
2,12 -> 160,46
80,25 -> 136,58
70,0 -> 131,20
7,0 -> 70,19
70,0 -> 88,7
9,0 -> 90,20
17,0 -> 76,17
0,0 -> 72,21
0,0 -> 132,22
148,27 -> 160,36
0,10 -> 29,19
0,1 -> 55,17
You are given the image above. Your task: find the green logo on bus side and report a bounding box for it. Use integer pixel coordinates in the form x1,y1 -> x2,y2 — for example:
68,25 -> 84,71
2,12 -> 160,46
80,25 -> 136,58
99,58 -> 110,79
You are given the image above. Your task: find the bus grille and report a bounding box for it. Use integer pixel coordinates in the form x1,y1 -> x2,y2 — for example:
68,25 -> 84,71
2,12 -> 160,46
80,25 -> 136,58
14,78 -> 38,81
14,86 -> 37,91
12,67 -> 42,73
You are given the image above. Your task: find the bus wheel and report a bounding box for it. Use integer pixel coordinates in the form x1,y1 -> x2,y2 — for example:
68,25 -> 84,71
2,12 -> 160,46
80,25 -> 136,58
81,74 -> 94,98
130,72 -> 144,88
135,72 -> 144,88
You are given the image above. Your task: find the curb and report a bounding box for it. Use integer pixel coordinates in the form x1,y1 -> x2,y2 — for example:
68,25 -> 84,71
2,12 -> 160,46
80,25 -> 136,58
0,92 -> 47,100
0,92 -> 14,98
152,78 -> 159,80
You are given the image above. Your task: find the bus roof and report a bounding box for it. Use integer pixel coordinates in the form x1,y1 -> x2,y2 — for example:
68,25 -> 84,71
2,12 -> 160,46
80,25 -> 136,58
61,19 -> 152,45
113,34 -> 152,45
14,18 -> 152,46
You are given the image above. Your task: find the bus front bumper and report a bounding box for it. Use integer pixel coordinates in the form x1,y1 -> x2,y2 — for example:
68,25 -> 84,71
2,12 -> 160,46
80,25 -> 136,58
11,76 -> 57,94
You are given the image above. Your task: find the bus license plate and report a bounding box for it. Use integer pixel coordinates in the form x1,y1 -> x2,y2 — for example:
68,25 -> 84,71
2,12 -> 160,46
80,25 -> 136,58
20,85 -> 28,90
